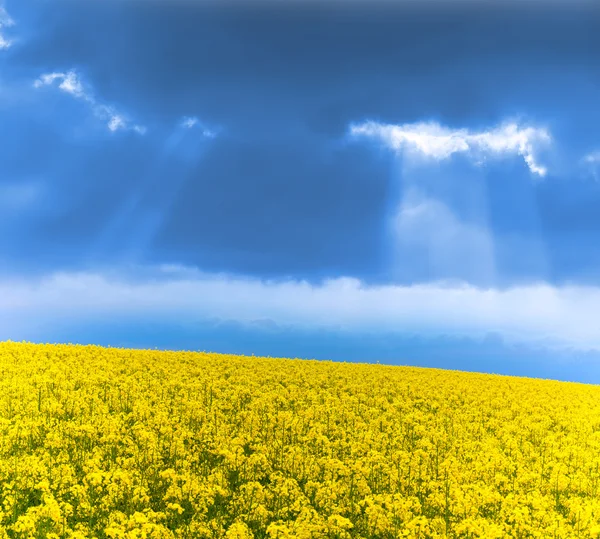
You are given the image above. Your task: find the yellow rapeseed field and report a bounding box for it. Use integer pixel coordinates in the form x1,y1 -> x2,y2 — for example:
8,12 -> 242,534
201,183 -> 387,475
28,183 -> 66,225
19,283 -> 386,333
1,341 -> 600,539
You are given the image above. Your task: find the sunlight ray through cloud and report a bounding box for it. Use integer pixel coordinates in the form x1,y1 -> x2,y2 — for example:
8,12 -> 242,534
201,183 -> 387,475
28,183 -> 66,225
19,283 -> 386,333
0,181 -> 42,214
350,118 -> 553,286
90,123 -> 212,263
392,189 -> 497,285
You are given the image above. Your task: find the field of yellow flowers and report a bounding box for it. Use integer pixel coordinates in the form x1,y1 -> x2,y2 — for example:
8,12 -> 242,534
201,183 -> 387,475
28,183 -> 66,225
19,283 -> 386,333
1,341 -> 600,538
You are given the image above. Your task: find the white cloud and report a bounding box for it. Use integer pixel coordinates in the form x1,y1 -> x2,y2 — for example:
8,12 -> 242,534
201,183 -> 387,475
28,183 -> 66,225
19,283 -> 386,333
0,5 -> 15,50
51,71 -> 85,98
3,267 -> 600,351
585,152 -> 600,164
584,151 -> 600,169
350,120 -> 551,177
34,71 -> 84,96
582,151 -> 600,180
180,116 -> 217,138
181,116 -> 198,129
34,70 -> 146,134
107,114 -> 126,132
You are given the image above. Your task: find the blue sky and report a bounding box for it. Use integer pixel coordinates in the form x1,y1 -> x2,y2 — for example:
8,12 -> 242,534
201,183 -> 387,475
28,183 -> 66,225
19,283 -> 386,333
2,0 -> 600,382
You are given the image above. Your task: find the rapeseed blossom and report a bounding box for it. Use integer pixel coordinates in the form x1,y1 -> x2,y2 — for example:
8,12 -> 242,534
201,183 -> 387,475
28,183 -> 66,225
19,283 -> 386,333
1,341 -> 600,538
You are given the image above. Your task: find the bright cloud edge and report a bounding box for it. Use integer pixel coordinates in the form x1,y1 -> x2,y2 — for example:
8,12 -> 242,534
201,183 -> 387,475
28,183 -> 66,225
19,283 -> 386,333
349,119 -> 551,177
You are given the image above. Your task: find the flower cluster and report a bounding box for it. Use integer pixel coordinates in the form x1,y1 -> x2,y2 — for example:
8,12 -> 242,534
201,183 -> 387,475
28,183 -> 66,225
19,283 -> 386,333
1,341 -> 600,538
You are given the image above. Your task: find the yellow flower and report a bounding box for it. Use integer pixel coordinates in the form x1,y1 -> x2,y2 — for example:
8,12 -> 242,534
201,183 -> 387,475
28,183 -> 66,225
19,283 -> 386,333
225,521 -> 254,539
4,341 -> 600,538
